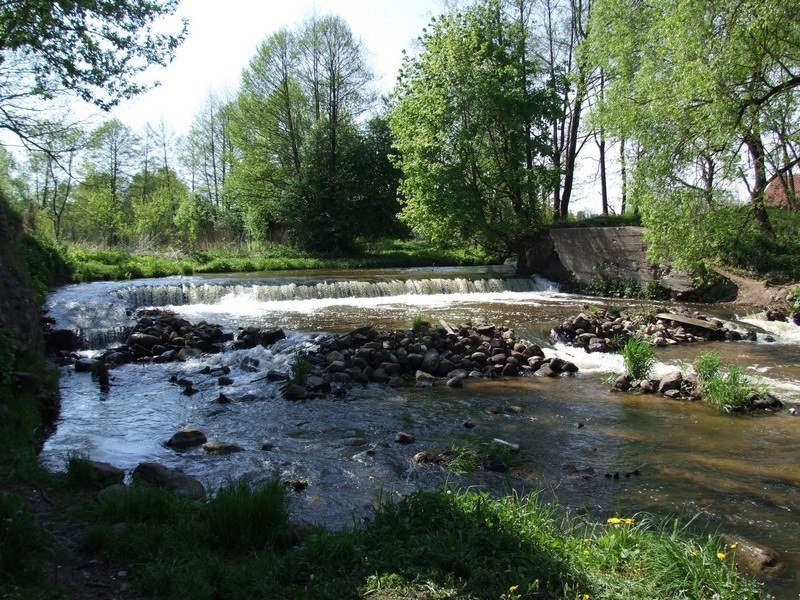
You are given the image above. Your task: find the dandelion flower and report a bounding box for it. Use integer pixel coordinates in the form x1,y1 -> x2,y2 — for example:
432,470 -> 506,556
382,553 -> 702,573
509,585 -> 518,592
729,543 -> 738,549
583,549 -> 590,555
607,517 -> 622,524
717,552 -> 727,560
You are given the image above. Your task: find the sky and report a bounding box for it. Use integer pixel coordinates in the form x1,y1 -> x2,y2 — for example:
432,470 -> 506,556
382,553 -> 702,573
110,0 -> 445,136
103,0 -> 619,214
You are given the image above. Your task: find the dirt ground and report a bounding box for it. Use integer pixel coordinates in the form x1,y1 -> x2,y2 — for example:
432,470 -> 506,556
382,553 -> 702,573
715,268 -> 796,309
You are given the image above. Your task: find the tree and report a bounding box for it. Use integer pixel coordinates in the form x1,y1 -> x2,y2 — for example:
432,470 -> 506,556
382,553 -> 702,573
587,0 -> 800,271
229,15 -> 387,251
0,0 -> 186,148
26,121 -> 85,241
390,0 -> 558,272
127,166 -> 187,247
180,92 -> 235,209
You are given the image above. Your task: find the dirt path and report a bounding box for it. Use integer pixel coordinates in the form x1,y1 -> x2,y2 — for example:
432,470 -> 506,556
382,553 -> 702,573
715,268 -> 795,308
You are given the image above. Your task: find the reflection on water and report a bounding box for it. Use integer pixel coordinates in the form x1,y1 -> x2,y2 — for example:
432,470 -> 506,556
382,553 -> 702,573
42,268 -> 800,597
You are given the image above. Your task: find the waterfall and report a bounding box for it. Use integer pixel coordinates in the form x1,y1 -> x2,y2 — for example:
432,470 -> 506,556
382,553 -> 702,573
117,276 -> 558,307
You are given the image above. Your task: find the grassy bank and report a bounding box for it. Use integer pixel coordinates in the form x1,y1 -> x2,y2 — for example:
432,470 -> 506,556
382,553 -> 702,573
62,241 -> 492,283
54,473 -> 762,600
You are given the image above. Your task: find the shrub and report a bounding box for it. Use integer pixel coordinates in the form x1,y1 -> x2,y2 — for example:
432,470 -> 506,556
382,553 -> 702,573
204,479 -> 295,554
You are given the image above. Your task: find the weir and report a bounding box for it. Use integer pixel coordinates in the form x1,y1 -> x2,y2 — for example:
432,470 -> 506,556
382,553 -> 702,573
116,275 -> 557,307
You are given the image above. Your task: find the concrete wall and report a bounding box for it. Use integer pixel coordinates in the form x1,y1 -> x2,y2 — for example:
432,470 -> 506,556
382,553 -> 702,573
525,226 -> 704,298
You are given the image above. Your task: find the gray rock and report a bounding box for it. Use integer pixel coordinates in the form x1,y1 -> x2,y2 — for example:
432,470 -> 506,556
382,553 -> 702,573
658,371 -> 683,394
282,384 -> 308,401
165,429 -> 207,449
203,441 -> 245,454
132,462 -> 205,499
88,461 -> 125,486
395,432 -> 415,444
446,375 -> 464,388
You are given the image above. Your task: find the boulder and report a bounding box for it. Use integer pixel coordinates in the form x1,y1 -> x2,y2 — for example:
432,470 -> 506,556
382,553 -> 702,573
720,535 -> 785,580
87,461 -> 125,486
203,441 -> 245,454
658,371 -> 683,394
132,462 -> 205,499
165,429 -> 207,449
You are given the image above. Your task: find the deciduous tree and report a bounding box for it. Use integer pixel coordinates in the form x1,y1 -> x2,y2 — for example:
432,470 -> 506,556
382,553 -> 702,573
390,0 -> 557,272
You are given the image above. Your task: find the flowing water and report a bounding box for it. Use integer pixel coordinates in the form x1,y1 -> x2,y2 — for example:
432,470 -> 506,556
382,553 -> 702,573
41,266 -> 800,597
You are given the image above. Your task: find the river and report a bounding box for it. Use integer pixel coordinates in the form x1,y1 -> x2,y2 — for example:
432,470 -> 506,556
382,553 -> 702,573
40,266 -> 800,597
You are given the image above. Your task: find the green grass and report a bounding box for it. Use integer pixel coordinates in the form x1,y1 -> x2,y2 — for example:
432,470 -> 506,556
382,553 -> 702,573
290,351 -> 312,386
73,481 -> 765,600
61,240 -> 493,283
621,336 -> 656,380
693,352 -> 763,413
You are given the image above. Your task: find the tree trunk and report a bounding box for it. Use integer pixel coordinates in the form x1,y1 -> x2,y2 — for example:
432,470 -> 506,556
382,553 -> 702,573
744,133 -> 773,236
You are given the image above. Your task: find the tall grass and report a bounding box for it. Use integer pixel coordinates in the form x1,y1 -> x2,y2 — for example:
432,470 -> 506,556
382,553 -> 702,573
621,336 -> 656,380
0,492 -> 53,590
82,481 -> 763,599
693,352 -> 759,413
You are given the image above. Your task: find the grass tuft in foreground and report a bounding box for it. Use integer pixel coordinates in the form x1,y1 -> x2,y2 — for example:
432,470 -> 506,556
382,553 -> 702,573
75,481 -> 763,599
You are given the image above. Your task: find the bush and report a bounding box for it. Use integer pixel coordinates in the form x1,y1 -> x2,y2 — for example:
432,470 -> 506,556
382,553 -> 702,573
204,479 -> 295,554
693,351 -> 723,382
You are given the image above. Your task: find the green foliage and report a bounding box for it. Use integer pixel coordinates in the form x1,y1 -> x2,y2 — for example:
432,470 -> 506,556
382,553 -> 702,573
66,452 -> 100,491
0,327 -> 13,389
75,479 -> 764,599
699,365 -> 755,413
693,352 -> 723,383
553,213 -> 643,228
205,479 -> 295,554
0,491 -> 53,588
621,337 -> 656,380
693,352 -> 767,413
290,351 -> 311,386
389,1 -> 557,258
410,315 -> 425,332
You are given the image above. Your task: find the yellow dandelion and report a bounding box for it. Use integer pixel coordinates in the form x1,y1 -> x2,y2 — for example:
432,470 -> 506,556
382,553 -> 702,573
607,517 -> 622,524
717,552 -> 727,560
504,569 -> 512,574
583,549 -> 590,555
622,518 -> 635,524
583,595 -> 592,600
509,585 -> 519,592
582,538 -> 591,543
691,551 -> 698,557
729,543 -> 738,549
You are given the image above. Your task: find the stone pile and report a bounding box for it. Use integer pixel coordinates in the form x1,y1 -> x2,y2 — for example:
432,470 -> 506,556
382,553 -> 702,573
300,320 -> 579,392
613,369 -> 783,411
552,307 -> 754,353
53,312 -> 289,370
